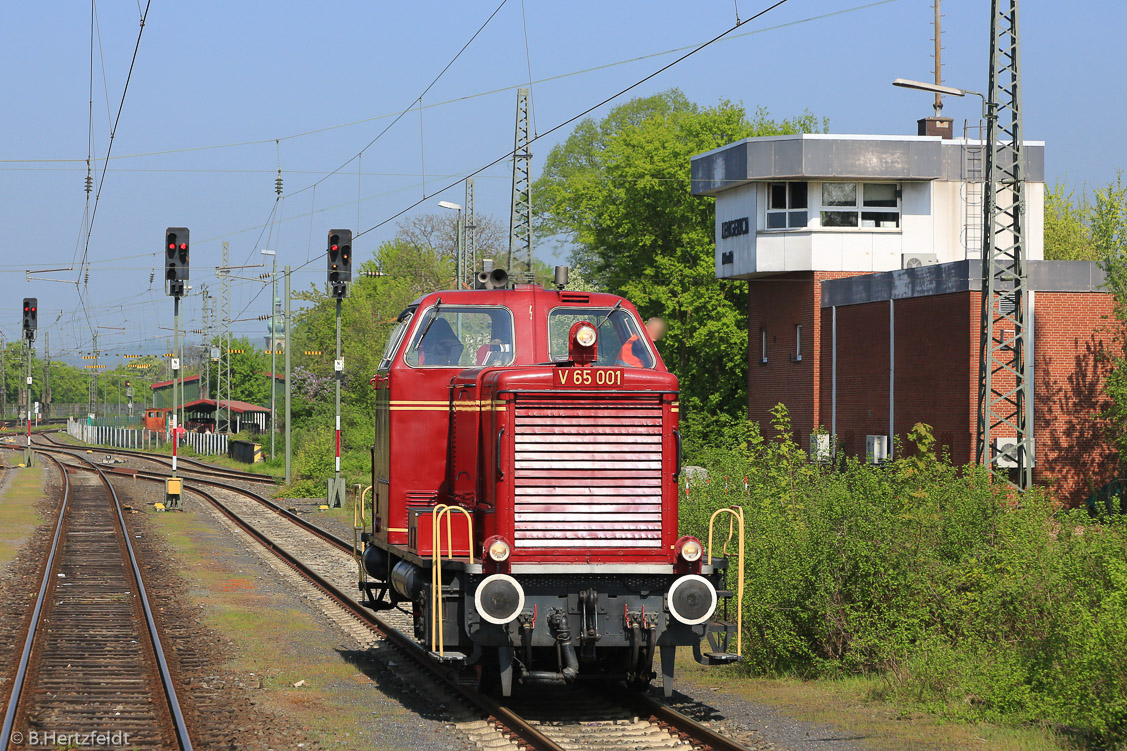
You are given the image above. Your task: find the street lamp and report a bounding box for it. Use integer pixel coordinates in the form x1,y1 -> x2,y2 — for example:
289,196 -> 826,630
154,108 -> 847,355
892,78 -> 988,117
438,201 -> 464,289
261,249 -> 278,459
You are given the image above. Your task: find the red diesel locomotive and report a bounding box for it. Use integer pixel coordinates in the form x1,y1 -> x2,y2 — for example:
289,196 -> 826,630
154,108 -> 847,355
360,270 -> 740,696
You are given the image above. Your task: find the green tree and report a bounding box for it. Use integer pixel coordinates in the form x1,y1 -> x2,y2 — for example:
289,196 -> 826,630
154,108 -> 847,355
207,336 -> 270,407
1043,181 -> 1094,260
1093,174 -> 1127,462
533,89 -> 825,417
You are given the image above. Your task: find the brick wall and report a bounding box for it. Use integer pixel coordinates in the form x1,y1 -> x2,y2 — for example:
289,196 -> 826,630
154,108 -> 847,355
747,271 -> 857,449
1032,291 -> 1117,504
816,289 -> 1116,506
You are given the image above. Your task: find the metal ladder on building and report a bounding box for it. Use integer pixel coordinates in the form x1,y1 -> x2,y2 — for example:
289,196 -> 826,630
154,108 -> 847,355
961,120 -> 986,260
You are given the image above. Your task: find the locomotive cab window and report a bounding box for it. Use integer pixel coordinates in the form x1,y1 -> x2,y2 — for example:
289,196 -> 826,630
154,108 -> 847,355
548,307 -> 655,368
378,311 -> 414,371
404,306 -> 515,368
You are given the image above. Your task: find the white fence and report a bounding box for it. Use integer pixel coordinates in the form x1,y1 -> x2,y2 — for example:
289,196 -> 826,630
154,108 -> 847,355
67,418 -> 228,456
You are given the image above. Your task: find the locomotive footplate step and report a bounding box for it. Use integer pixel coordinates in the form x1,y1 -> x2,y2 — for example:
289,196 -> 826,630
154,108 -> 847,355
428,650 -> 468,666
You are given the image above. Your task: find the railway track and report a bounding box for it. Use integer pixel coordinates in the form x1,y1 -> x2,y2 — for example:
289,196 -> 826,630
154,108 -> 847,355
0,451 -> 193,751
35,431 -> 278,485
28,440 -> 753,751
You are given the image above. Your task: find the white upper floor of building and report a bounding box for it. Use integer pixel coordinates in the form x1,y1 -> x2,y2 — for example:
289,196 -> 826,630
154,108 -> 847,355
690,133 -> 1046,279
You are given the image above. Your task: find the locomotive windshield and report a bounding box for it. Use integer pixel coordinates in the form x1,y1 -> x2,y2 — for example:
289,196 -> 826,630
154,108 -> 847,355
404,305 -> 515,368
548,307 -> 655,368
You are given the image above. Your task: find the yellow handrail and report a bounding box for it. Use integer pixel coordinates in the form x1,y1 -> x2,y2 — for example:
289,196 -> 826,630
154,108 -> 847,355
353,485 -> 374,583
706,506 -> 745,657
430,505 -> 474,656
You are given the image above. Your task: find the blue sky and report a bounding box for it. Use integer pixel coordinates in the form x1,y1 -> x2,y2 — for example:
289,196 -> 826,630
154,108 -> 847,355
0,0 -> 1121,361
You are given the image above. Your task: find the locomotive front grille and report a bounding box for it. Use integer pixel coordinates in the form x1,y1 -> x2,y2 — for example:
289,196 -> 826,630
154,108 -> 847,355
512,396 -> 664,548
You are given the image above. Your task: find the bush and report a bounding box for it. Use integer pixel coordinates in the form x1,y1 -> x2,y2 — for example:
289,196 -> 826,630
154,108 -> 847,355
681,404 -> 1127,745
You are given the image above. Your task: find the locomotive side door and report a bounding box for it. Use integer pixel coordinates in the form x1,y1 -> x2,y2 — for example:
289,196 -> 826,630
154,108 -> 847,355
373,309 -> 414,540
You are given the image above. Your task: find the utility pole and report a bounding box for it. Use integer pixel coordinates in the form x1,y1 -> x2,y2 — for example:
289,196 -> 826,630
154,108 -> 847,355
932,0 -> 943,116
88,331 -> 98,416
262,249 -> 278,458
507,87 -> 533,283
42,332 -> 49,419
975,0 -> 1031,489
219,241 -> 232,433
284,265 -> 292,485
465,177 -> 476,288
1,331 -> 8,421
201,285 -> 211,400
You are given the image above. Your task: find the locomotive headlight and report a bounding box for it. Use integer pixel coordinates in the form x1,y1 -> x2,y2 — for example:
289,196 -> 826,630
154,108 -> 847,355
575,324 -> 597,348
678,537 -> 703,563
475,574 -> 525,625
487,537 -> 511,562
667,574 -> 717,626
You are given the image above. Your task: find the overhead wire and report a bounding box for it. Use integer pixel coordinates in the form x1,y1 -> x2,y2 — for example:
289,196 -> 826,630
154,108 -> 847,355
336,0 -> 793,249
0,0 -> 897,168
73,0 -> 153,348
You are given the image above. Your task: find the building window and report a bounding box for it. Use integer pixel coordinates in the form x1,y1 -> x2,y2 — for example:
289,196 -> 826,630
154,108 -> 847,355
795,324 -> 802,362
760,329 -> 768,364
820,182 -> 900,229
766,182 -> 809,229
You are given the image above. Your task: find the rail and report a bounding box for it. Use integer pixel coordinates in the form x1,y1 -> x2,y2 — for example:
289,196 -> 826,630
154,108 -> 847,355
706,506 -> 745,657
0,449 -> 194,750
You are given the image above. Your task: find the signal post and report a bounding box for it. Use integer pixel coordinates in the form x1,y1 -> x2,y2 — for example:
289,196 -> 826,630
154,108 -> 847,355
165,227 -> 189,510
327,230 -> 352,509
21,298 -> 37,466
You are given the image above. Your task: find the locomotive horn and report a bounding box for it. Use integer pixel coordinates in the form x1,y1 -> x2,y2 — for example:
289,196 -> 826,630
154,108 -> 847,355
487,268 -> 509,290
475,271 -> 491,289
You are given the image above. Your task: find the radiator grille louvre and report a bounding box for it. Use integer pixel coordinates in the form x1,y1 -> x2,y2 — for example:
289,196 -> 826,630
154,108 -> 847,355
513,397 -> 663,548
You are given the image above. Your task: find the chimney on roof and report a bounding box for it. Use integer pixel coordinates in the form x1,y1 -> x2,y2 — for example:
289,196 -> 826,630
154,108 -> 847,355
918,116 -> 954,139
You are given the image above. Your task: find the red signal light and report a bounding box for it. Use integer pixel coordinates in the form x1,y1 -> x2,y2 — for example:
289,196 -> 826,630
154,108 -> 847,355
168,243 -> 175,250
331,244 -> 339,251
179,243 -> 187,250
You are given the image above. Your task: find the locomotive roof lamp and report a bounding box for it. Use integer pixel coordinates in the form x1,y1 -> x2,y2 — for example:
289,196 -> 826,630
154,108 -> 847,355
165,227 -> 189,504
21,298 -> 37,466
327,229 -> 352,509
893,0 -> 1032,490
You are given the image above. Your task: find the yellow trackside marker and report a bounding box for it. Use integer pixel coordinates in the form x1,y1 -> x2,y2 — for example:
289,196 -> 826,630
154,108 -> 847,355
319,504 -> 330,510
154,503 -> 166,511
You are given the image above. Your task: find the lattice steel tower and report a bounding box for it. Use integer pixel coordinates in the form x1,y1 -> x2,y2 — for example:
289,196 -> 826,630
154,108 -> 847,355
464,177 -> 476,289
976,0 -> 1032,489
507,88 -> 533,282
217,242 -> 233,432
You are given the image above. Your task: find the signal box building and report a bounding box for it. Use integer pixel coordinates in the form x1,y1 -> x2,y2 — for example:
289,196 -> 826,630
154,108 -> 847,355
691,130 -> 1116,505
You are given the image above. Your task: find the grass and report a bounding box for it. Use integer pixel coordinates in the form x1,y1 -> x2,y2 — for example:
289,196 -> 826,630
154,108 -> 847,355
677,657 -> 1072,751
0,459 -> 46,566
149,506 -> 399,749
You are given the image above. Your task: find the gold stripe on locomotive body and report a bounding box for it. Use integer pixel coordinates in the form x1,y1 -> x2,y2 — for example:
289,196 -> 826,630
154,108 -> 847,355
358,276 -> 740,698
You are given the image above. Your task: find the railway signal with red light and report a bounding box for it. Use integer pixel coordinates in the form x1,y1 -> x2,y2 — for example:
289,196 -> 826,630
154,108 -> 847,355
327,229 -> 352,299
164,227 -> 190,296
22,298 -> 37,340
